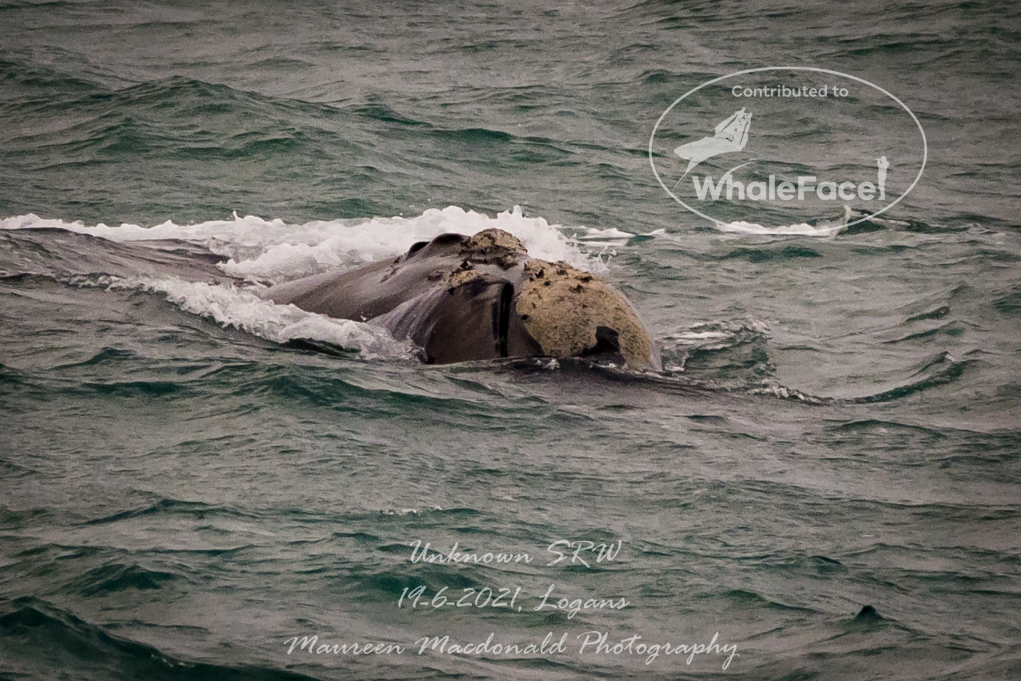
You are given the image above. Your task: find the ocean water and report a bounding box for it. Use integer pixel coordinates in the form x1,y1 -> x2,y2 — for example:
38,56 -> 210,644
2,1 -> 1020,680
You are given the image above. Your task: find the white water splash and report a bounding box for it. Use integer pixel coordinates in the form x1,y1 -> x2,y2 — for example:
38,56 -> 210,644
1,205 -> 609,283
101,276 -> 416,360
716,205 -> 852,236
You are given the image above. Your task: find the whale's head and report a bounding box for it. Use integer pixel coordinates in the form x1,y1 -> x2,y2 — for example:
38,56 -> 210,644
261,228 -> 660,370
515,259 -> 661,371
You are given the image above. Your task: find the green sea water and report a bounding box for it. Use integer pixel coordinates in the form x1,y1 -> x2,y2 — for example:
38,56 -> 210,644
2,1 -> 1020,679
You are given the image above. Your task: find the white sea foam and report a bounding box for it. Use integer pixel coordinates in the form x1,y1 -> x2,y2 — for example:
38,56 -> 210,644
103,276 -> 415,360
717,220 -> 844,236
715,205 -> 852,237
0,205 -> 608,283
570,226 -> 635,244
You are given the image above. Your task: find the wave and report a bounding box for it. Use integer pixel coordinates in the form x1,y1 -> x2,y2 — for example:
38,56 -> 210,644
107,276 -> 414,360
1,205 -> 610,281
84,498 -> 255,525
1,207 -> 971,403
0,597 -> 321,681
1,206 -> 618,359
717,205 -> 852,236
850,352 -> 970,404
68,563 -> 178,596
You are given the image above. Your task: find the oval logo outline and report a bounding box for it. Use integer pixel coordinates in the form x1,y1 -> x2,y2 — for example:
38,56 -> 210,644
648,66 -> 928,229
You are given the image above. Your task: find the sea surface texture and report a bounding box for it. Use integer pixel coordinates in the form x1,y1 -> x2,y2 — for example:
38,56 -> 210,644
2,1 -> 1020,680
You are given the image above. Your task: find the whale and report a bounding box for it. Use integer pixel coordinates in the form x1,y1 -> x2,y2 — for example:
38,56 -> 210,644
259,228 -> 662,370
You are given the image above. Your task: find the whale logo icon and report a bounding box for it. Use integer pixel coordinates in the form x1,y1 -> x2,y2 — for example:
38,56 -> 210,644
674,108 -> 751,177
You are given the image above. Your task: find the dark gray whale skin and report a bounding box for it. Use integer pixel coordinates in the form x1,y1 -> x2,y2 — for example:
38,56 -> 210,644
259,229 -> 661,369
